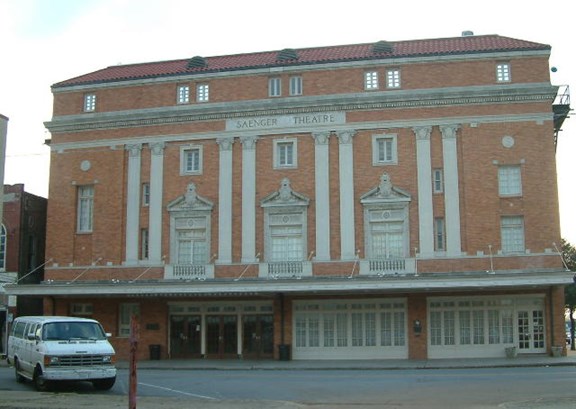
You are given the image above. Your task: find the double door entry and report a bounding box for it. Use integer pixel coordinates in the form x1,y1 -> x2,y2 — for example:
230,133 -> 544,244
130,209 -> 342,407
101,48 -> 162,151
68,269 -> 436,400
170,314 -> 273,359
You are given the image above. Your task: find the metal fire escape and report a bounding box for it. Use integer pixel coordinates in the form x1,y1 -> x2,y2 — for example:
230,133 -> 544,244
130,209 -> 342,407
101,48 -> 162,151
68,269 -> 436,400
553,85 -> 571,150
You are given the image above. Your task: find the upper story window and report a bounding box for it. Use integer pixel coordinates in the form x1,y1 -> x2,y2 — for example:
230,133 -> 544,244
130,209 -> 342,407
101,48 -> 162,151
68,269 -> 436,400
433,169 -> 444,193
0,224 -> 6,270
289,76 -> 302,96
386,69 -> 401,88
196,84 -> 209,102
83,94 -> 96,112
501,216 -> 525,254
141,228 -> 149,260
176,217 -> 209,264
142,182 -> 150,206
498,165 -> 522,196
180,145 -> 202,175
496,63 -> 511,82
269,77 -> 282,97
372,134 -> 397,165
365,71 -> 379,90
177,85 -> 190,104
77,185 -> 94,233
274,139 -> 297,168
434,218 -> 446,252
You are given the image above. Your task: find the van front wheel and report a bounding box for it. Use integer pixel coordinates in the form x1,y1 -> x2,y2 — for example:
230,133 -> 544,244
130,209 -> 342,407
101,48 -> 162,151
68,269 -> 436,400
33,367 -> 51,392
14,359 -> 25,383
92,376 -> 116,390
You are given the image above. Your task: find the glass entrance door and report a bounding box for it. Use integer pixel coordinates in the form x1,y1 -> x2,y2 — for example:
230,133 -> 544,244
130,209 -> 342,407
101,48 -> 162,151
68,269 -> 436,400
206,315 -> 238,358
170,315 -> 202,359
517,310 -> 545,353
242,315 -> 274,359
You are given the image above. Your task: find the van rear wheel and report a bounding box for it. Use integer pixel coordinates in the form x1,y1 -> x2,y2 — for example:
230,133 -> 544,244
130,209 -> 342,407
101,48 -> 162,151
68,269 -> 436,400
14,359 -> 25,383
33,367 -> 51,392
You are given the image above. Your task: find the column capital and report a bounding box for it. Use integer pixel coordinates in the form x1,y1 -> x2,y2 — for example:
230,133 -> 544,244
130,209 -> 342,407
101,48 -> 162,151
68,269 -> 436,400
240,135 -> 258,150
312,131 -> 331,145
125,143 -> 142,157
336,130 -> 356,145
150,142 -> 165,155
439,124 -> 460,140
413,126 -> 432,141
217,137 -> 235,151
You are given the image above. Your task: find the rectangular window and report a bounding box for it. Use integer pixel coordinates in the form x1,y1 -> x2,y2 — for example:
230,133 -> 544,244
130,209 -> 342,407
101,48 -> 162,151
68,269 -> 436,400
498,165 -> 522,196
70,303 -> 93,317
180,146 -> 202,175
501,216 -> 525,254
269,77 -> 281,97
177,220 -> 207,264
196,84 -> 209,102
496,63 -> 511,82
271,224 -> 303,261
142,183 -> 150,206
434,218 -> 446,252
177,85 -> 190,104
274,139 -> 297,168
84,94 -> 96,112
289,76 -> 302,96
0,225 -> 6,270
372,134 -> 397,165
119,303 -> 140,337
386,69 -> 401,88
141,228 -> 149,260
371,220 -> 404,258
433,169 -> 444,193
77,185 -> 94,233
364,71 -> 379,90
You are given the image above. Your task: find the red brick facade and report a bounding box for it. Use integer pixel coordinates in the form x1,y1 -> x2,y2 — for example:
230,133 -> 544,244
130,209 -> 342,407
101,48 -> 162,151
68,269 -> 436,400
9,34 -> 571,361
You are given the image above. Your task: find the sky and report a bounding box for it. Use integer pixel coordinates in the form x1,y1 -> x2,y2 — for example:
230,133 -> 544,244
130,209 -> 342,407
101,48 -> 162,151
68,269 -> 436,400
0,0 -> 574,244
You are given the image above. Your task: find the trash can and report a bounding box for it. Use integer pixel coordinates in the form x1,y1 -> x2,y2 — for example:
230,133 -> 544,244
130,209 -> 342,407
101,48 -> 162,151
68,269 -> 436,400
149,344 -> 161,360
278,344 -> 291,361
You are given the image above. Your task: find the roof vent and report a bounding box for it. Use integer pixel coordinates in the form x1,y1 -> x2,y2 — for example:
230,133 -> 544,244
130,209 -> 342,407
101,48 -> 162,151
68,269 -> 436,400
187,56 -> 207,69
462,31 -> 474,37
373,40 -> 394,54
277,48 -> 299,61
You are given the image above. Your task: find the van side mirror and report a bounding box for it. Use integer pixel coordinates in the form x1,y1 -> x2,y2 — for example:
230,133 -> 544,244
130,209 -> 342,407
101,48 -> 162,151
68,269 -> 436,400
27,332 -> 37,341
105,332 -> 112,338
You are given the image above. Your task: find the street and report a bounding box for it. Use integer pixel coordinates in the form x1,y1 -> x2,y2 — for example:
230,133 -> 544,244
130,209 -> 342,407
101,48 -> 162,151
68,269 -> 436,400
1,364 -> 576,408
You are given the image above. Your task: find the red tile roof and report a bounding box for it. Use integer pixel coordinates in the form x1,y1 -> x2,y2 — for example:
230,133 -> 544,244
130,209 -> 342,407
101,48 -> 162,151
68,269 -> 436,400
53,35 -> 550,88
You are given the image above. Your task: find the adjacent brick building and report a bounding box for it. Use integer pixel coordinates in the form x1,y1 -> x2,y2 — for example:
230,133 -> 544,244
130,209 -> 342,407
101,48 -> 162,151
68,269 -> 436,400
7,33 -> 572,360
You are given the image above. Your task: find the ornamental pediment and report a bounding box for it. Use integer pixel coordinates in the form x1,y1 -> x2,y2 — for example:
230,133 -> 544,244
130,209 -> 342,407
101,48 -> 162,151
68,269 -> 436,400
360,173 -> 411,204
167,183 -> 213,212
261,178 -> 310,208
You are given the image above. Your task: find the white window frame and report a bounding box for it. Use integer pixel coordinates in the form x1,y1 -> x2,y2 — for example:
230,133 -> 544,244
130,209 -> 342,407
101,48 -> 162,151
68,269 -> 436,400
364,71 -> 379,90
269,77 -> 282,97
501,216 -> 525,254
0,224 -> 6,271
77,185 -> 94,233
498,165 -> 522,197
70,303 -> 93,317
119,303 -> 140,338
434,217 -> 446,252
372,134 -> 398,165
142,182 -> 150,206
386,69 -> 401,88
433,169 -> 444,193
289,76 -> 302,96
264,210 -> 307,262
196,83 -> 209,102
273,139 -> 297,169
141,228 -> 149,260
177,85 -> 190,104
180,145 -> 203,175
84,94 -> 96,112
496,63 -> 511,82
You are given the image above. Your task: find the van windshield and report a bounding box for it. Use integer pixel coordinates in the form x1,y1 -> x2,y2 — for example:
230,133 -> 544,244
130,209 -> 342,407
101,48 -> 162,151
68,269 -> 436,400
42,322 -> 107,341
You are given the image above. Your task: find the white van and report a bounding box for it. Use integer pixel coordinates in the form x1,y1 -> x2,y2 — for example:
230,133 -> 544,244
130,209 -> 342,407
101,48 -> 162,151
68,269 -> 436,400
6,316 -> 116,391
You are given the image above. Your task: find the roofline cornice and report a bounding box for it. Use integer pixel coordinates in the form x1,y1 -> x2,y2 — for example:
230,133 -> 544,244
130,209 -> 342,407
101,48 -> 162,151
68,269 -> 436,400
45,83 -> 557,134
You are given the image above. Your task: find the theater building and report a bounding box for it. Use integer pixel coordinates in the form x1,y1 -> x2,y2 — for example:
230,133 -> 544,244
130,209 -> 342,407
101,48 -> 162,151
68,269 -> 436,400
7,33 -> 572,360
